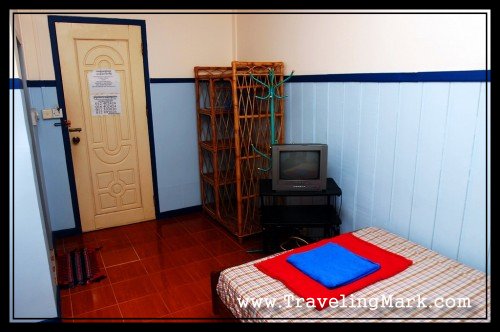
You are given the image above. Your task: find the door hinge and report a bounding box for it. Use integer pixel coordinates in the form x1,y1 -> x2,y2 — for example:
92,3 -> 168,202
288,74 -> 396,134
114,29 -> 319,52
141,43 -> 143,55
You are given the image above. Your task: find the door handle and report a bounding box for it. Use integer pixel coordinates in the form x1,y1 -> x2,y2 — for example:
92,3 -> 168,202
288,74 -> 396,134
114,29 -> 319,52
68,128 -> 82,132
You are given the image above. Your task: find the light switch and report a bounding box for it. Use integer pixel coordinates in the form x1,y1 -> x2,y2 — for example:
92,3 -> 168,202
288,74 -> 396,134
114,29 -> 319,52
42,109 -> 53,119
52,107 -> 63,118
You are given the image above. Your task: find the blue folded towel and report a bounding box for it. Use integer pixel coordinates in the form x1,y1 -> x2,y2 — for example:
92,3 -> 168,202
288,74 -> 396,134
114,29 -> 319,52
286,242 -> 380,288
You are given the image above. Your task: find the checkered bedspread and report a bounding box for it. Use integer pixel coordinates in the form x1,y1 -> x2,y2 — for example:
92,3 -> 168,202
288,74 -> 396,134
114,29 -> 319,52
217,227 -> 490,322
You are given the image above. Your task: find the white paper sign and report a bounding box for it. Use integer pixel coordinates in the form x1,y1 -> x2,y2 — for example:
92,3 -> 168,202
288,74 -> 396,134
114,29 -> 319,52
90,95 -> 122,116
88,69 -> 122,115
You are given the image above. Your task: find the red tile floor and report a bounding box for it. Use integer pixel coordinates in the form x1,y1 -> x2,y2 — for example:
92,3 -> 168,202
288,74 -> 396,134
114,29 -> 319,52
56,212 -> 266,322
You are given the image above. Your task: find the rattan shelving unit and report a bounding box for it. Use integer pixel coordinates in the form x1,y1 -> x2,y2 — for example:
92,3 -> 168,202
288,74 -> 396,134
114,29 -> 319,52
194,62 -> 286,240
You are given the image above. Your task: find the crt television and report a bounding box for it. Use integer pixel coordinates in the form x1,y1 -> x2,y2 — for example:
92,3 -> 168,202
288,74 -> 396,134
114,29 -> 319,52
271,144 -> 328,191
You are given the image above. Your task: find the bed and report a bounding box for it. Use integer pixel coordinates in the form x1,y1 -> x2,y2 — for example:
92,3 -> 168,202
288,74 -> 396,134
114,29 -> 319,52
214,227 -> 490,322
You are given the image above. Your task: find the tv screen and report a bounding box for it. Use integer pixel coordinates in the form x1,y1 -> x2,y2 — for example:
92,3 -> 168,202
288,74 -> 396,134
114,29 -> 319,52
279,151 -> 320,180
272,144 -> 328,191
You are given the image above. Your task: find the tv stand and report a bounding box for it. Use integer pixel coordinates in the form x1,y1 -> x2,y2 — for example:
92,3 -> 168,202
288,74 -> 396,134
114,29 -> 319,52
259,178 -> 342,253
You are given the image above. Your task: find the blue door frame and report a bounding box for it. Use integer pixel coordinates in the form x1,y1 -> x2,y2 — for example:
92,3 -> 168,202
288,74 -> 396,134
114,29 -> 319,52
48,15 -> 160,234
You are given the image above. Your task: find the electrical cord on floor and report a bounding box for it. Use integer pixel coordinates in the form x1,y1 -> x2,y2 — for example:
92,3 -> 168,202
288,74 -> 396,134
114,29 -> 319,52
280,236 -> 309,251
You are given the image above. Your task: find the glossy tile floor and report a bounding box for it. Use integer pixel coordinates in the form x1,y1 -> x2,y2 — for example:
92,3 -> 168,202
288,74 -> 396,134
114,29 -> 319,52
56,212 -> 266,322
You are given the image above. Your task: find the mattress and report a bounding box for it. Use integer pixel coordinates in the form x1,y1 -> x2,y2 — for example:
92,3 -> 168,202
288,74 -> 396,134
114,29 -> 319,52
217,227 -> 490,322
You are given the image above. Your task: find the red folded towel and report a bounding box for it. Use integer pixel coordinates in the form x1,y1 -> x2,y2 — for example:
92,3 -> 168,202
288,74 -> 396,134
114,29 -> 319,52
255,232 -> 413,310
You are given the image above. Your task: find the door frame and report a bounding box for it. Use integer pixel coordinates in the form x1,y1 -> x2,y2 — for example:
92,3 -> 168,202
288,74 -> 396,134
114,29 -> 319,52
48,15 -> 160,233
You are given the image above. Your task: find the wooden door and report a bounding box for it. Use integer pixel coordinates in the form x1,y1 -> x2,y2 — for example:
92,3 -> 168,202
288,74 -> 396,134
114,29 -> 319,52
55,22 -> 155,232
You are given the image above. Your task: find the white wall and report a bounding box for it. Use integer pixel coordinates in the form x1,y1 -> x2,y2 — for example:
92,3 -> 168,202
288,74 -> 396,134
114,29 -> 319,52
15,12 -> 234,80
10,18 -> 58,320
236,13 -> 488,74
15,12 -> 489,80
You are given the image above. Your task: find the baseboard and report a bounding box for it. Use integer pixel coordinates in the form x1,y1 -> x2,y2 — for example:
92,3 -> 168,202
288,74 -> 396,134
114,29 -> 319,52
52,227 -> 80,240
158,205 -> 202,219
52,206 -> 203,237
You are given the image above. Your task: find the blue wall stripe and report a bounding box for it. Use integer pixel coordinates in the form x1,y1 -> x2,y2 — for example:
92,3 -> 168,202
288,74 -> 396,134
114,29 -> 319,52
24,70 -> 490,88
287,70 -> 491,83
10,78 -> 23,89
150,78 -> 195,83
27,80 -> 57,87
26,78 -> 195,86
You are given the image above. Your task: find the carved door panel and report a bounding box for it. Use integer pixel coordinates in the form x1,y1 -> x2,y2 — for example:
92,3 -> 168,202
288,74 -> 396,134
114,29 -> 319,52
56,23 -> 155,231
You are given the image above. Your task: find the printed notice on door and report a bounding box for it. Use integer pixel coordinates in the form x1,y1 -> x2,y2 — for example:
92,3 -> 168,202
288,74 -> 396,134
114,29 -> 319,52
88,69 -> 122,115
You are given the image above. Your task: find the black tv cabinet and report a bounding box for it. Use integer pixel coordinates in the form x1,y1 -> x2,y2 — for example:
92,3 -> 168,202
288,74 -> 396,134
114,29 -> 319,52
259,178 -> 342,253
